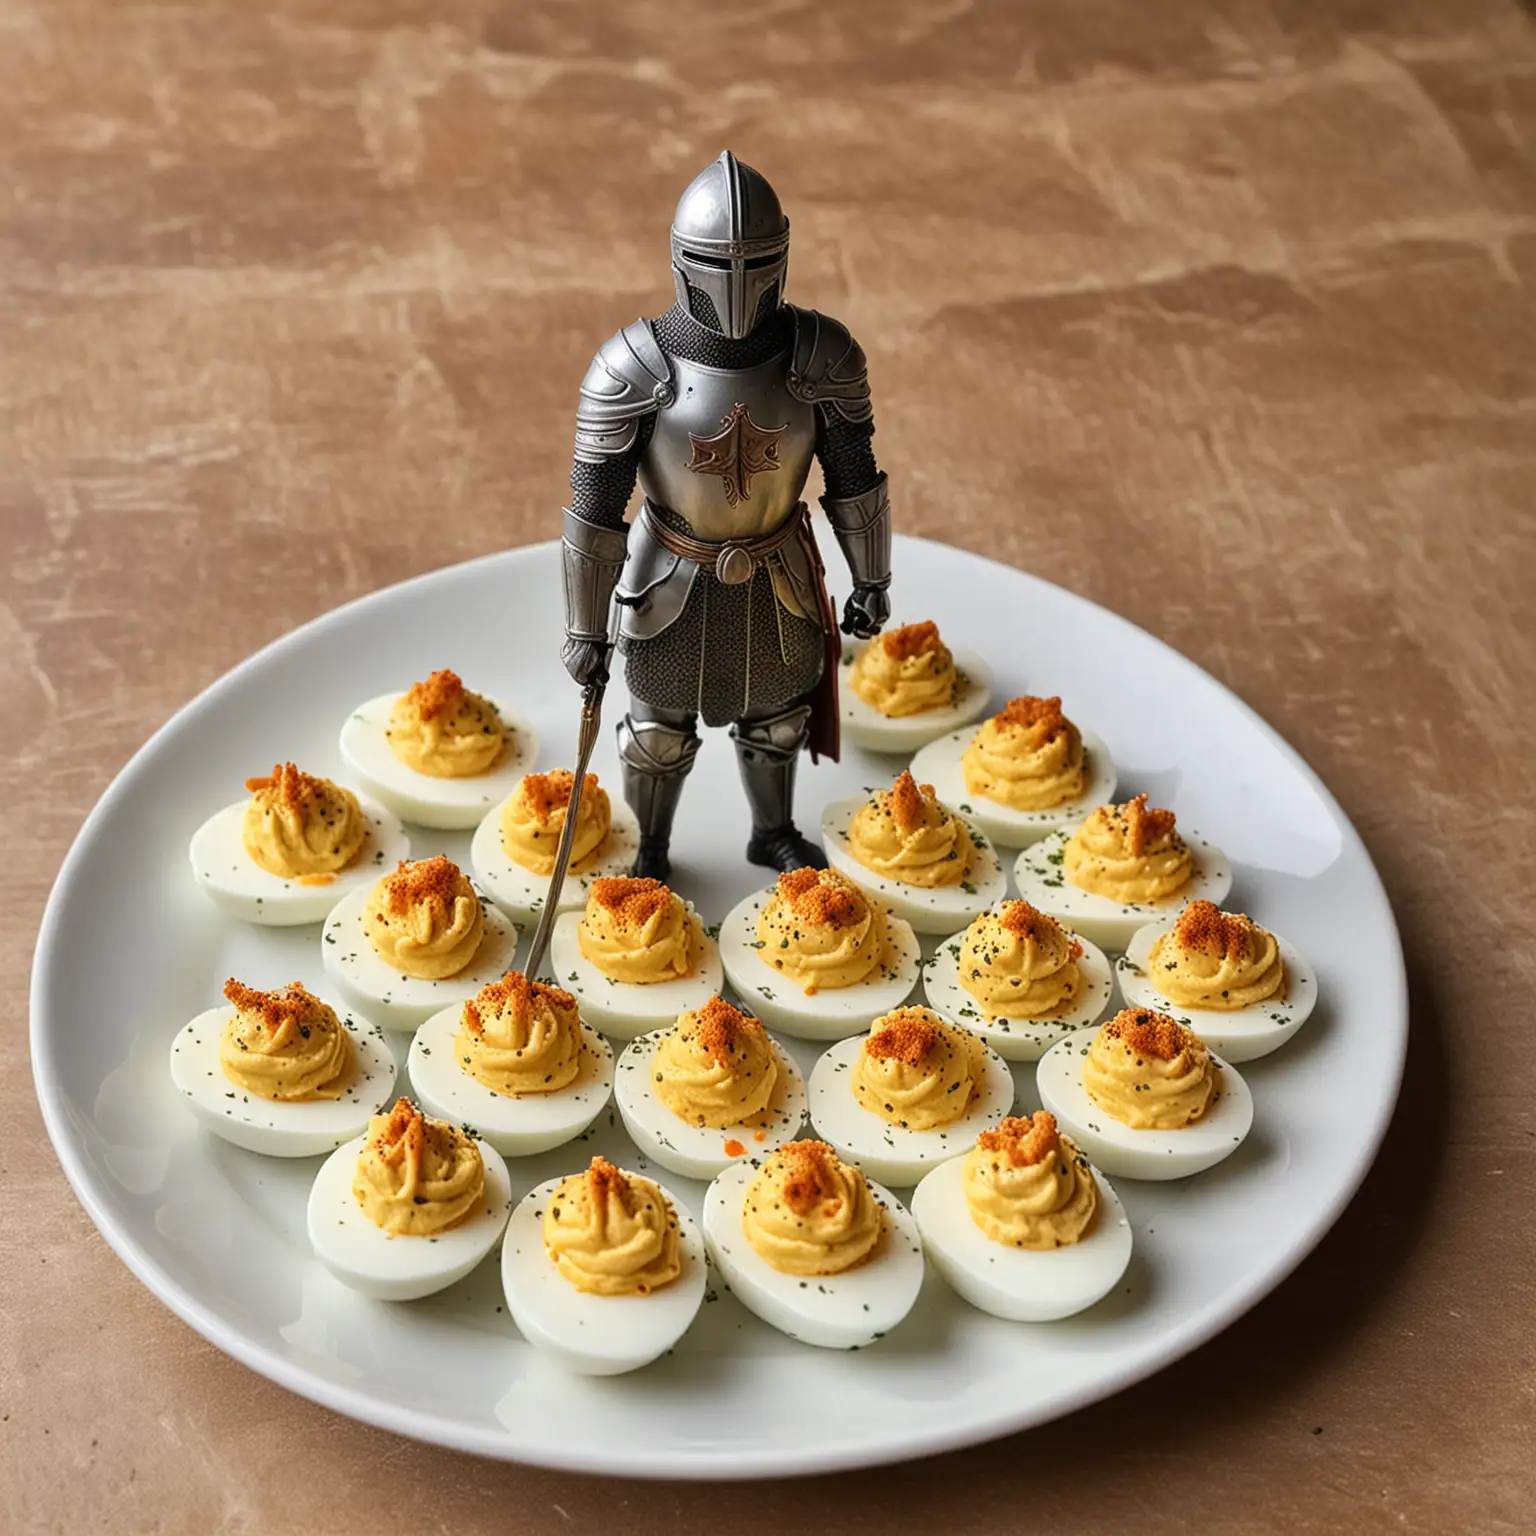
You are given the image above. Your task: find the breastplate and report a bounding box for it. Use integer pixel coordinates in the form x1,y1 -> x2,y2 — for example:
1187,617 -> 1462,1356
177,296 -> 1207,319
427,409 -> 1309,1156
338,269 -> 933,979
639,350 -> 816,540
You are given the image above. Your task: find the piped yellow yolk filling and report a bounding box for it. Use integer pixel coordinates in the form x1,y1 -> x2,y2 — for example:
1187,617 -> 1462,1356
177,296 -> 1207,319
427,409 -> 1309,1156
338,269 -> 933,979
652,997 -> 777,1129
1150,901 -> 1286,1011
754,867 -> 891,994
543,1157 -> 682,1297
1082,1009 -> 1218,1130
241,762 -> 366,879
742,1141 -> 883,1277
963,1112 -> 1099,1250
961,695 -> 1085,811
958,901 -> 1084,1020
847,771 -> 970,889
849,620 -> 960,718
501,770 -> 610,876
386,668 -> 506,778
1063,794 -> 1192,904
850,1007 -> 985,1131
218,978 -> 353,1101
456,971 -> 583,1096
577,877 -> 700,984
353,1098 -> 485,1237
364,855 -> 485,979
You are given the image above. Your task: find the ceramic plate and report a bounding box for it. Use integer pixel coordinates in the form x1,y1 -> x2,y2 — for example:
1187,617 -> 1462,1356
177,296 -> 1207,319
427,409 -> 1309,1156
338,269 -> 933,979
29,533 -> 1405,1479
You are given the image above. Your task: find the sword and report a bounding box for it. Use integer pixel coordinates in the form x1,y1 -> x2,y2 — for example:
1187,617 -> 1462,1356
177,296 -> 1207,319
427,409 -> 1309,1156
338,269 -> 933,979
524,602 -> 622,980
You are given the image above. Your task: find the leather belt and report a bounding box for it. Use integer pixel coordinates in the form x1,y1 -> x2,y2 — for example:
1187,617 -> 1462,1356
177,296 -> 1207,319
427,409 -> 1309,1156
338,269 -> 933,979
640,501 -> 806,586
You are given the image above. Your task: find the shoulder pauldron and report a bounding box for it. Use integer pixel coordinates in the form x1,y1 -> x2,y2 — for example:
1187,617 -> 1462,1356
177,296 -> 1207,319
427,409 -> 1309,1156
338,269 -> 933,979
573,320 -> 675,462
785,305 -> 872,424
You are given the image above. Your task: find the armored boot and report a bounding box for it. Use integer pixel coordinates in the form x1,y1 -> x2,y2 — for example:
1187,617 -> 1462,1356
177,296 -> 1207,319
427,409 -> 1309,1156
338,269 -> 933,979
617,706 -> 701,882
732,703 -> 822,872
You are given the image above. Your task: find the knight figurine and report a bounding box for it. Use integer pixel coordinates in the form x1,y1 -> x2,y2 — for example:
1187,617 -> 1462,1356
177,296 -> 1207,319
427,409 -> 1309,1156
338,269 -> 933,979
559,151 -> 893,879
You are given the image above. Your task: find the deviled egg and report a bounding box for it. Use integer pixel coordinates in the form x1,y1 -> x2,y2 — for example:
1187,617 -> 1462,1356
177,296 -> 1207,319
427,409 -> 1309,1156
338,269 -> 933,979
169,979 -> 396,1157
1013,794 -> 1231,951
614,997 -> 806,1180
822,771 -> 1006,936
190,762 -> 409,927
339,668 -> 538,830
408,972 -> 614,1155
840,621 -> 992,753
1036,1010 -> 1253,1181
704,1141 -> 925,1350
471,769 -> 640,923
912,1112 -> 1132,1321
502,1157 -> 706,1375
307,1098 -> 512,1301
908,695 -> 1116,848
321,854 -> 519,1032
808,1007 -> 1016,1187
718,868 -> 921,1040
546,877 -> 722,1042
922,901 -> 1113,1061
1118,901 -> 1316,1062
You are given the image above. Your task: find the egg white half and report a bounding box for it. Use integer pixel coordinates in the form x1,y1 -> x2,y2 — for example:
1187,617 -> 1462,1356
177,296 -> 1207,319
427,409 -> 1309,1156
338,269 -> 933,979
911,1155 -> 1133,1322
922,924 -> 1114,1061
169,1003 -> 397,1158
1012,827 -> 1233,953
189,794 -> 410,928
703,1161 -> 925,1350
406,1006 -> 614,1156
306,1133 -> 512,1301
545,908 -> 723,1043
1035,1026 -> 1254,1182
807,1032 -> 1017,1188
501,1173 -> 707,1375
821,796 -> 1007,936
470,793 -> 641,924
908,726 -> 1117,849
320,883 -> 521,1032
838,642 -> 994,753
339,692 -> 539,831
1115,918 -> 1317,1063
614,1029 -> 807,1181
717,887 -> 922,1041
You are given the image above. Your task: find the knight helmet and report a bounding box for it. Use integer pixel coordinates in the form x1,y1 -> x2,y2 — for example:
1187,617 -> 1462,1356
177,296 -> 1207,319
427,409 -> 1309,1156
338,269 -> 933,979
669,151 -> 790,340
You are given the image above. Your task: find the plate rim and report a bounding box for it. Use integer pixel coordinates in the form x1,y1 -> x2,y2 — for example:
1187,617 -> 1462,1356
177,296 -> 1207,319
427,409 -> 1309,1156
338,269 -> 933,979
28,534 -> 1407,1479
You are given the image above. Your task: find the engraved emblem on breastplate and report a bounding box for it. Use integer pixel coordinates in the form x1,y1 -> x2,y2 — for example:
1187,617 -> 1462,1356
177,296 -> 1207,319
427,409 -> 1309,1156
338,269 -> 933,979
685,402 -> 786,509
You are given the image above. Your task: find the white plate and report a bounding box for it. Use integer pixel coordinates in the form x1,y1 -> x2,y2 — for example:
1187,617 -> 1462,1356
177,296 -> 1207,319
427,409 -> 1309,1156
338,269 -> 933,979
29,534 -> 1406,1479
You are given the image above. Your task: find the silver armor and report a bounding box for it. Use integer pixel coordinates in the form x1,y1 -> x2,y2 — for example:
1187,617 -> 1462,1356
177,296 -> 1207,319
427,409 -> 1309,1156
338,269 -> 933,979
670,152 -> 790,340
822,474 -> 893,592
560,507 -> 628,641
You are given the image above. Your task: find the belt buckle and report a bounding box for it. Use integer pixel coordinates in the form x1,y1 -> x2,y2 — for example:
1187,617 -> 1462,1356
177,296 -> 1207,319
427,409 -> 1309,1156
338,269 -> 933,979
715,543 -> 755,585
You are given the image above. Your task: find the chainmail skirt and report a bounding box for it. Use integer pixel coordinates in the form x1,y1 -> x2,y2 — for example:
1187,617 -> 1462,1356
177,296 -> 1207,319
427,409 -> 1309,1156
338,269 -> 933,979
622,563 -> 824,728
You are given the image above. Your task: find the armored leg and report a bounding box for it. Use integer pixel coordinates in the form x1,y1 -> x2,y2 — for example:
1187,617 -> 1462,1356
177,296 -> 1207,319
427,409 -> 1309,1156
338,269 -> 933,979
731,701 -> 822,872
617,703 -> 701,882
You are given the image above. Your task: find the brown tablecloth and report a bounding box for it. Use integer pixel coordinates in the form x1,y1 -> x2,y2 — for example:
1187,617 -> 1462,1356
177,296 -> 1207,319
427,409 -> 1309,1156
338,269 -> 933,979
5,2 -> 1533,1531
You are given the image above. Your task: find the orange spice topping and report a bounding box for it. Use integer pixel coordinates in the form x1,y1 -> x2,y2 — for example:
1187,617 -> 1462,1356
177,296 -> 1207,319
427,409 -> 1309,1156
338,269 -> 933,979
884,770 -> 934,834
775,867 -> 863,928
461,970 -> 576,1036
978,1111 -> 1062,1167
998,899 -> 1083,957
588,876 -> 674,928
1174,900 -> 1255,959
243,762 -> 324,809
687,996 -> 765,1064
864,1008 -> 940,1065
401,668 -> 466,722
377,854 -> 467,916
519,769 -> 597,823
1102,1007 -> 1192,1061
995,695 -> 1067,734
583,1155 -> 635,1211
723,1138 -> 747,1158
1119,794 -> 1178,857
776,1141 -> 845,1218
221,978 -> 321,1041
878,620 -> 942,661
371,1097 -> 427,1164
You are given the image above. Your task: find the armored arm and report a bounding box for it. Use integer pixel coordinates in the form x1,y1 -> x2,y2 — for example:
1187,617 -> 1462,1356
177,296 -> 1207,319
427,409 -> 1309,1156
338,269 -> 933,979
560,321 -> 672,683
791,307 -> 892,638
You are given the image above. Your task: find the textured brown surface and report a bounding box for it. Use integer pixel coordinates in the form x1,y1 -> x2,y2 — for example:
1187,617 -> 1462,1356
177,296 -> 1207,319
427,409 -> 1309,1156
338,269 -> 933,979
5,1 -> 1534,1531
